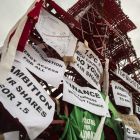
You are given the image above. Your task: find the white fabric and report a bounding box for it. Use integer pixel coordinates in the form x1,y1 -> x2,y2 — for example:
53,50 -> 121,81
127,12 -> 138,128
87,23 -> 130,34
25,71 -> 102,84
0,0 -> 36,84
115,118 -> 122,121
15,44 -> 66,88
3,131 -> 19,140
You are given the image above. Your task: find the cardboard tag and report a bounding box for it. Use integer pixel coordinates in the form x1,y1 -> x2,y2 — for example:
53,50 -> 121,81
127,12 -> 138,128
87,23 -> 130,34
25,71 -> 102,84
84,40 -> 88,48
119,113 -> 140,135
0,134 -> 4,140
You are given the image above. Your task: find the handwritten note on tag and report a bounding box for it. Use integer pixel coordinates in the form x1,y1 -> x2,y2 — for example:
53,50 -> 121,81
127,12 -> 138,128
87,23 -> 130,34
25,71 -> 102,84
36,8 -> 77,57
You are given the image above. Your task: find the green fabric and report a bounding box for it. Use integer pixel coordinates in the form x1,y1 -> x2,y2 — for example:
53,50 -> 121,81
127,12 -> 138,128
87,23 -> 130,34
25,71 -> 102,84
101,92 -> 124,140
101,93 -> 120,119
25,135 -> 30,140
105,117 -> 123,140
59,106 -> 104,140
60,92 -> 123,140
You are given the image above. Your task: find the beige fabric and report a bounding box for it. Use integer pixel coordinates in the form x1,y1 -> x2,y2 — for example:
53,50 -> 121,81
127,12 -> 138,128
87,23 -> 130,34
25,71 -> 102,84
2,0 -> 36,60
1,19 -> 21,61
63,56 -> 76,63
63,56 -> 75,67
55,98 -> 60,115
75,45 -> 79,52
0,0 -> 36,84
93,95 -> 109,140
63,45 -> 78,67
99,71 -> 104,84
93,58 -> 109,140
102,59 -> 109,95
84,40 -> 88,48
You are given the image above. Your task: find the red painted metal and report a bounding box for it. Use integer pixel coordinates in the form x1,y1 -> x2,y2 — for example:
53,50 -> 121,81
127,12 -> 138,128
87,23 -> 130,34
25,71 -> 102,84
0,0 -> 140,139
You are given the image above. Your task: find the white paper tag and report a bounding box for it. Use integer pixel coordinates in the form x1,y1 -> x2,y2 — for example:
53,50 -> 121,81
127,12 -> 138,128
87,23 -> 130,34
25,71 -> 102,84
136,105 -> 140,115
3,131 -> 19,140
125,125 -> 140,140
15,44 -> 66,88
63,77 -> 110,117
0,61 -> 55,140
115,68 -> 140,93
35,8 -> 77,57
111,80 -> 132,108
129,92 -> 133,115
70,42 -> 103,91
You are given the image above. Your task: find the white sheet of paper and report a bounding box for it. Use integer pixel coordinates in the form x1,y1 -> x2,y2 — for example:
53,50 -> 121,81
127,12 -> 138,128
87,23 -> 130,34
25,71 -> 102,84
136,105 -> 140,115
125,125 -> 140,140
63,77 -> 110,117
136,117 -> 140,125
70,42 -> 103,91
111,80 -> 132,108
115,68 -> 140,93
3,131 -> 19,140
15,44 -> 66,88
0,61 -> 55,140
35,8 -> 77,57
129,92 -> 133,115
